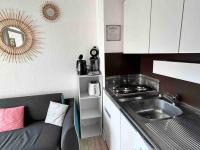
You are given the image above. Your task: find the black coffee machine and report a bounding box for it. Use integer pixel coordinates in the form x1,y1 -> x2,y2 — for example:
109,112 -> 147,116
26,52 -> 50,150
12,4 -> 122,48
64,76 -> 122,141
76,54 -> 87,75
89,46 -> 100,75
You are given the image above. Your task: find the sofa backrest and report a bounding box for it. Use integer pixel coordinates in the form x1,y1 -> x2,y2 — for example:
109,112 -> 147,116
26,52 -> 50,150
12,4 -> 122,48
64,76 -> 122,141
0,93 -> 63,125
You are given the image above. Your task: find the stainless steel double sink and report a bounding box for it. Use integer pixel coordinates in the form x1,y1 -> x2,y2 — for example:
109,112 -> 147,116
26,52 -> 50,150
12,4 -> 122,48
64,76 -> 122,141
122,98 -> 183,120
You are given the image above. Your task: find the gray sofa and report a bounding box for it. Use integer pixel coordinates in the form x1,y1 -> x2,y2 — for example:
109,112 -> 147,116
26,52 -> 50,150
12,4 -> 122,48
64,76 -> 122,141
0,93 -> 79,150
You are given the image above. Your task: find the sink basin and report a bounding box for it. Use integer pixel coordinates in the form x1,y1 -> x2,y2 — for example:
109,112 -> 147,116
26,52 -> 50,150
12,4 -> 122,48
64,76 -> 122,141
128,98 -> 183,120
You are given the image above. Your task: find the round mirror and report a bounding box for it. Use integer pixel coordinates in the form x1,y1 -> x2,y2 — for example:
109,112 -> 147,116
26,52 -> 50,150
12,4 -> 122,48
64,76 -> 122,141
0,9 -> 41,63
46,8 -> 55,17
1,26 -> 25,48
42,2 -> 60,21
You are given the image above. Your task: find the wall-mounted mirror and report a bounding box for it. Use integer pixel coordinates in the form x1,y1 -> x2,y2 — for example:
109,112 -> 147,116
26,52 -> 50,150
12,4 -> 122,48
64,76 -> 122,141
46,7 -> 56,17
41,2 -> 60,21
0,9 -> 41,63
2,26 -> 25,48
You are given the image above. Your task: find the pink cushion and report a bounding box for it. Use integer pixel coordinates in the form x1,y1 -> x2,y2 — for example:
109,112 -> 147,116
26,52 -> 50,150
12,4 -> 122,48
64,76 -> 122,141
0,106 -> 24,132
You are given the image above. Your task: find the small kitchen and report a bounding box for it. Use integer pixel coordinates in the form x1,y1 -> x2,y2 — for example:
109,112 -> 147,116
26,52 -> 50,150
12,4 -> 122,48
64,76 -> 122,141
102,0 -> 200,150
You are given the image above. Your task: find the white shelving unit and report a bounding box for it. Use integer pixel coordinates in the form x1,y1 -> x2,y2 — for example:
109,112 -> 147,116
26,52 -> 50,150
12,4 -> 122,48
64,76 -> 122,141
81,118 -> 102,138
81,108 -> 101,120
78,74 -> 102,139
80,92 -> 101,99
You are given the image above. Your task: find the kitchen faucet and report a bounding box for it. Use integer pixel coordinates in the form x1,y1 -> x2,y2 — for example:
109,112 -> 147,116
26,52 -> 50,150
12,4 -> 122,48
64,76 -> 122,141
159,93 -> 180,105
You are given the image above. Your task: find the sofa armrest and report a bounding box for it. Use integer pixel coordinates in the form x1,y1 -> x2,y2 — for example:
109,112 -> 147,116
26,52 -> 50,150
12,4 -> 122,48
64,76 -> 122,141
61,100 -> 79,150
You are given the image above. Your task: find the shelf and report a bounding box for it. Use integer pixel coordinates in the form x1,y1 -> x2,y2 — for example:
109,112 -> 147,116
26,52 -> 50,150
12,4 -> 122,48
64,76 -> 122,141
81,108 -> 101,120
78,74 -> 102,78
80,92 -> 101,99
81,122 -> 102,139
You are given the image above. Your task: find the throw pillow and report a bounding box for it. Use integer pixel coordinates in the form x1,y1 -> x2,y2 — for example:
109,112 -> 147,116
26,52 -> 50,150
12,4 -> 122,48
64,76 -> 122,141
45,101 -> 68,127
0,106 -> 24,132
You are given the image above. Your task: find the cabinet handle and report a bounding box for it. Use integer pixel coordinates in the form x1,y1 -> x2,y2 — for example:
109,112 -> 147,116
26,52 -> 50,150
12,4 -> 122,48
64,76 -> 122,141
105,107 -> 111,119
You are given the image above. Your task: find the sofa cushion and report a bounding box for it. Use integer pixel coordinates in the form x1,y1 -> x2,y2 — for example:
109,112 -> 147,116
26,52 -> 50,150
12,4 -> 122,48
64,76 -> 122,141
0,122 -> 61,150
0,106 -> 24,132
45,101 -> 69,127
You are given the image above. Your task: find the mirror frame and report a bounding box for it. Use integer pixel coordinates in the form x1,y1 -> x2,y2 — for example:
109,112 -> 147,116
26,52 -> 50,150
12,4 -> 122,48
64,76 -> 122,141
41,1 -> 60,21
0,9 -> 41,63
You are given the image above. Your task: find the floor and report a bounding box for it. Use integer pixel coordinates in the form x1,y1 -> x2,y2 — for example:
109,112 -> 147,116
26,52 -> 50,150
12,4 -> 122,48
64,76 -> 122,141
80,136 -> 108,150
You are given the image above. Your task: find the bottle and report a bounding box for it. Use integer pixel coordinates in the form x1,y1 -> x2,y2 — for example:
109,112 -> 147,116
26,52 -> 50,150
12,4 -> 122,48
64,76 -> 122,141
76,54 -> 87,75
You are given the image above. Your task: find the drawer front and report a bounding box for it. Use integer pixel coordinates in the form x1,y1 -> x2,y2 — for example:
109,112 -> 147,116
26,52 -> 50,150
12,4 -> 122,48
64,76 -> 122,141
103,91 -> 121,150
103,92 -> 118,117
121,113 -> 152,150
103,104 -> 111,148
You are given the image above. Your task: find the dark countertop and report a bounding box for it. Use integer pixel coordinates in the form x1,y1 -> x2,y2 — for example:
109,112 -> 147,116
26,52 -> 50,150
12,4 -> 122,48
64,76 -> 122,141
104,88 -> 200,150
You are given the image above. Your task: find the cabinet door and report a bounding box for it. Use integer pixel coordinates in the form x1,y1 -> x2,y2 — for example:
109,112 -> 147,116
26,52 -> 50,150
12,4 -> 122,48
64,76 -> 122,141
124,0 -> 151,54
179,0 -> 200,53
149,0 -> 183,53
103,102 -> 111,147
103,91 -> 121,150
121,113 -> 152,150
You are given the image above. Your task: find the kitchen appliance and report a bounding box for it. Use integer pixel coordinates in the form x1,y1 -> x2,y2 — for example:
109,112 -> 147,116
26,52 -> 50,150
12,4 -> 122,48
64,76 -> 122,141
112,84 -> 153,96
88,81 -> 101,96
106,75 -> 159,99
76,54 -> 87,75
89,46 -> 100,75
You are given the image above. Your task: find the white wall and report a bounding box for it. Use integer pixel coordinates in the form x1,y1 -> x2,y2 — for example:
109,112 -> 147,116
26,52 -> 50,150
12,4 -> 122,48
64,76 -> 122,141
104,0 -> 124,53
0,0 -> 97,98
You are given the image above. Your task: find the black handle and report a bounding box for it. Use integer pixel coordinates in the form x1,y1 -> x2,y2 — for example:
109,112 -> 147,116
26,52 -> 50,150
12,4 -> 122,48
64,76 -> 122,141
105,107 -> 111,119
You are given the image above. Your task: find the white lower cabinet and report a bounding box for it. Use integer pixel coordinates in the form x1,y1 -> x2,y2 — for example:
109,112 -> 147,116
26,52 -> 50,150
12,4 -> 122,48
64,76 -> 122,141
103,90 -> 152,150
120,114 -> 152,150
103,91 -> 121,150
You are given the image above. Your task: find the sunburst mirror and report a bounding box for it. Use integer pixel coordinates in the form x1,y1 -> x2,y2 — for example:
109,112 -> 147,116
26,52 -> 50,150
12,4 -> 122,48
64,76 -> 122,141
41,1 -> 60,21
0,9 -> 41,63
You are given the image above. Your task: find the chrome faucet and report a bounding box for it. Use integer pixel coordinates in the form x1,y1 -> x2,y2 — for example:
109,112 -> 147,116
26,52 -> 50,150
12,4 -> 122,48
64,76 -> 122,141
159,93 -> 180,105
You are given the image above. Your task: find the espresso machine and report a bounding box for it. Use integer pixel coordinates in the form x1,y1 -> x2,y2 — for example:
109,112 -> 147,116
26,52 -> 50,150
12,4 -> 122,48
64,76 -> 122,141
89,46 -> 100,75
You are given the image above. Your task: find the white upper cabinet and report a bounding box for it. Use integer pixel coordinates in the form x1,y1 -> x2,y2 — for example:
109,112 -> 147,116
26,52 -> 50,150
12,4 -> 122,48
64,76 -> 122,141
179,0 -> 200,53
124,0 -> 151,54
149,0 -> 184,53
